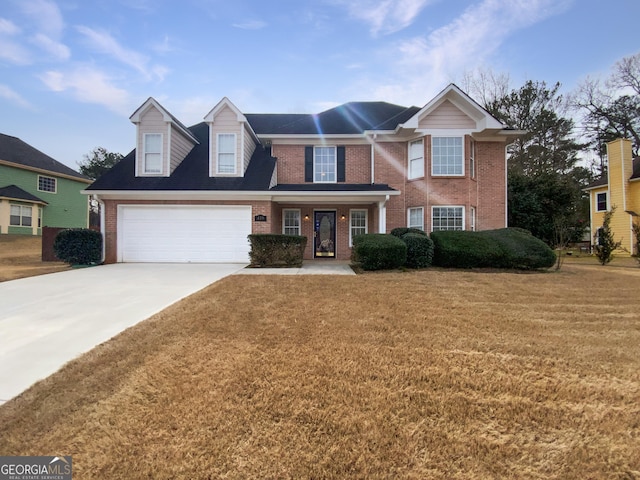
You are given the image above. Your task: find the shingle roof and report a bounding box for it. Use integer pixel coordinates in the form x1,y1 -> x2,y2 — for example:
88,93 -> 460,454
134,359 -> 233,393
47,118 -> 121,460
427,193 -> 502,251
0,184 -> 47,204
246,102 -> 419,135
0,133 -> 89,181
585,157 -> 640,189
632,157 -> 640,180
88,123 -> 276,191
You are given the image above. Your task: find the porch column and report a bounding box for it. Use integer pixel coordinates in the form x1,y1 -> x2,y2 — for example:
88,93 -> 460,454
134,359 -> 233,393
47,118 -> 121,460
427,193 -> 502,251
378,195 -> 389,233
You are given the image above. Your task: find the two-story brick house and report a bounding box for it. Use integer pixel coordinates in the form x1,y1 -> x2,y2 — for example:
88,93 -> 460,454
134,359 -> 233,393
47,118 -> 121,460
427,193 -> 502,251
87,84 -> 519,263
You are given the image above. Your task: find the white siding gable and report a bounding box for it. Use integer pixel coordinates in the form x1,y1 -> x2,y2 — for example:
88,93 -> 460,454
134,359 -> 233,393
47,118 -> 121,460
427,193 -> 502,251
136,105 -> 168,177
419,99 -> 475,129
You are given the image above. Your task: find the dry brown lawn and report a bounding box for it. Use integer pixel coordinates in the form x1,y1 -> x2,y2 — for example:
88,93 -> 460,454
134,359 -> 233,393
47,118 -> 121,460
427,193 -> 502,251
1,264 -> 639,479
0,234 -> 69,281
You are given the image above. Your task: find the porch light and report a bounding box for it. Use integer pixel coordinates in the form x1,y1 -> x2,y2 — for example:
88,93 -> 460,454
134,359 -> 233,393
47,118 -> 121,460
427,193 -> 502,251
340,214 -> 346,220
304,214 -> 310,221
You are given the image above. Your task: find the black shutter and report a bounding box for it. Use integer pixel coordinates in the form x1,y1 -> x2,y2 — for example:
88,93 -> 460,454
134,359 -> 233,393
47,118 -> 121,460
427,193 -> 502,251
305,146 -> 313,182
337,146 -> 345,182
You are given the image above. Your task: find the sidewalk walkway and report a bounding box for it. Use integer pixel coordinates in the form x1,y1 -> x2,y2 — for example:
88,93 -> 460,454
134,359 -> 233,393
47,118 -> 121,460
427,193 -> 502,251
235,260 -> 355,275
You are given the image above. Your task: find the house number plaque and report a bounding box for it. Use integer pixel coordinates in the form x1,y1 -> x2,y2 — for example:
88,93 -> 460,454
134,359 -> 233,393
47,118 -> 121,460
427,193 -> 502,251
254,214 -> 267,222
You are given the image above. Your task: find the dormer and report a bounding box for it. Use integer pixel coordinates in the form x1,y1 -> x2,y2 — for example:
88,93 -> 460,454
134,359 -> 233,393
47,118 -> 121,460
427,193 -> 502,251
204,97 -> 260,177
401,84 -> 505,135
130,97 -> 199,177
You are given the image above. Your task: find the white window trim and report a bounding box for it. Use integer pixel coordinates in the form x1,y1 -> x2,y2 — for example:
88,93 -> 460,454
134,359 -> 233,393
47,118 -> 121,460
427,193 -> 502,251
37,175 -> 57,193
470,206 -> 476,231
431,136 -> 465,177
595,191 -> 608,212
216,133 -> 237,175
349,209 -> 368,247
143,133 -> 163,175
10,204 -> 33,227
282,209 -> 301,236
469,139 -> 476,179
408,138 -> 424,180
314,145 -> 337,183
431,205 -> 465,232
407,206 -> 424,231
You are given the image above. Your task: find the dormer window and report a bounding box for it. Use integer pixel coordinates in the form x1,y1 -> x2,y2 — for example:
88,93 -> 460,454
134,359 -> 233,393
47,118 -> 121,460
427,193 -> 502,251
144,133 -> 162,174
217,133 -> 237,174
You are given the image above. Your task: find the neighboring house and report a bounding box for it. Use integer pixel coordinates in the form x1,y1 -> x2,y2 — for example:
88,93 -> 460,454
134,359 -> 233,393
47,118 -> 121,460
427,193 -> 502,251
585,138 -> 640,255
0,133 -> 92,235
87,84 -> 520,263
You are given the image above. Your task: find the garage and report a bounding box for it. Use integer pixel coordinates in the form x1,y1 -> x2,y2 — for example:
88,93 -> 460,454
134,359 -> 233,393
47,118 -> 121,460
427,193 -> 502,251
118,205 -> 251,263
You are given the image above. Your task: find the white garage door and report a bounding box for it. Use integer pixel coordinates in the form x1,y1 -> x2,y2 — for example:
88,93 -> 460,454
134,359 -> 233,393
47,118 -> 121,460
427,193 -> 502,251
119,205 -> 251,263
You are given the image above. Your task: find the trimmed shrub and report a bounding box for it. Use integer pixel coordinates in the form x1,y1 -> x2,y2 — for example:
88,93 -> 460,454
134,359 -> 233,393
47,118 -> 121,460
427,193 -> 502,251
401,232 -> 435,268
352,234 -> 407,271
431,230 -> 502,268
390,227 -> 428,238
53,228 -> 102,265
431,228 -> 555,270
248,234 -> 307,267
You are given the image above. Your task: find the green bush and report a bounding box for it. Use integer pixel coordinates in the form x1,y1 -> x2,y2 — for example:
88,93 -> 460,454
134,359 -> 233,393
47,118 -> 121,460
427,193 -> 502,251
431,228 -> 555,270
53,228 -> 102,265
390,227 -> 428,238
352,234 -> 407,271
248,234 -> 307,267
401,232 -> 434,268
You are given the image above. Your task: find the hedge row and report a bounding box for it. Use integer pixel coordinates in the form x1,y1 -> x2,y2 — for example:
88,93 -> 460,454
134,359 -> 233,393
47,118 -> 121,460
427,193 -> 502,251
352,228 -> 555,271
53,228 -> 102,265
248,234 -> 307,267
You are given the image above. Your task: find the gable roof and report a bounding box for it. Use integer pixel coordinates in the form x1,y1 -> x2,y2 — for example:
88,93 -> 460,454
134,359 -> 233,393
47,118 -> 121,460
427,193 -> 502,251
0,184 -> 47,204
246,102 -> 419,135
0,133 -> 90,182
130,97 -> 199,144
87,123 -> 276,191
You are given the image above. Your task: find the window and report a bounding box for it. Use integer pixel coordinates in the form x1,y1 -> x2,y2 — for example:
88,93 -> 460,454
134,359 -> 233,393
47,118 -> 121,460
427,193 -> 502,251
408,139 -> 424,179
314,146 -> 336,183
432,206 -> 464,231
350,210 -> 367,246
283,209 -> 301,235
596,192 -> 608,212
408,207 -> 424,231
144,133 -> 162,174
217,133 -> 236,174
10,205 -> 32,227
469,139 -> 476,179
470,206 -> 476,231
38,175 -> 56,193
432,136 -> 463,176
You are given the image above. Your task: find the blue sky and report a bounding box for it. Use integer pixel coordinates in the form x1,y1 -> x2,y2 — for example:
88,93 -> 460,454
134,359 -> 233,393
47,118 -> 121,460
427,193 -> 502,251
1,0 -> 639,169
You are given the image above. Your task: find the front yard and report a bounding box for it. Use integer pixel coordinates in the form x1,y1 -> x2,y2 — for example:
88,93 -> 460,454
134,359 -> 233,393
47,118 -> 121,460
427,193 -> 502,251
0,264 -> 639,479
0,234 -> 68,281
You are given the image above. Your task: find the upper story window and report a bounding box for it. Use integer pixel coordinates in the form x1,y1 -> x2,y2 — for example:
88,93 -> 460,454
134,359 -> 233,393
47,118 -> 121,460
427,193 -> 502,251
217,133 -> 237,174
144,133 -> 162,174
38,175 -> 56,193
408,207 -> 424,231
432,206 -> 464,231
314,146 -> 337,183
469,139 -> 476,179
432,136 -> 463,176
283,209 -> 301,235
596,192 -> 608,212
408,139 -> 424,179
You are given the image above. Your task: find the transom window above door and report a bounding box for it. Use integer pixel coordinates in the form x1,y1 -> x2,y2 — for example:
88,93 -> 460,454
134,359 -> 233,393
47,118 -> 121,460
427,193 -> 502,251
314,146 -> 337,183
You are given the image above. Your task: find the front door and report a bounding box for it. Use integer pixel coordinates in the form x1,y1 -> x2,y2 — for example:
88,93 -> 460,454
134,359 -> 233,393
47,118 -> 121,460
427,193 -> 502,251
314,211 -> 336,258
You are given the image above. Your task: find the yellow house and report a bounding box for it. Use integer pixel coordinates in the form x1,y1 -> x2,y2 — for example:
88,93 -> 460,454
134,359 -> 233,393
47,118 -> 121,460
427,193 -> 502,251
585,138 -> 640,255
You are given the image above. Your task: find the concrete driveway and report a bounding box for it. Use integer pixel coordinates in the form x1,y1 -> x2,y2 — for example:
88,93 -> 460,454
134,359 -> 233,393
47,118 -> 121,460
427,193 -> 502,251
0,263 -> 245,404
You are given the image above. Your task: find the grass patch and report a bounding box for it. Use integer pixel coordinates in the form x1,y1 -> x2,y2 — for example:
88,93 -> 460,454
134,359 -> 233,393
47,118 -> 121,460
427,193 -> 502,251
1,266 -> 639,478
0,234 -> 69,282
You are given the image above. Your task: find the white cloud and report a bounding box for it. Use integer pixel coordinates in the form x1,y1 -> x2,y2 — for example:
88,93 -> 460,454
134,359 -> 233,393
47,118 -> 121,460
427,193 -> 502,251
0,38 -> 31,64
20,0 -> 65,38
40,66 -> 132,115
232,20 -> 267,30
76,26 -> 167,82
0,84 -> 34,109
365,0 -> 573,105
336,0 -> 435,35
31,33 -> 70,60
0,17 -> 21,35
